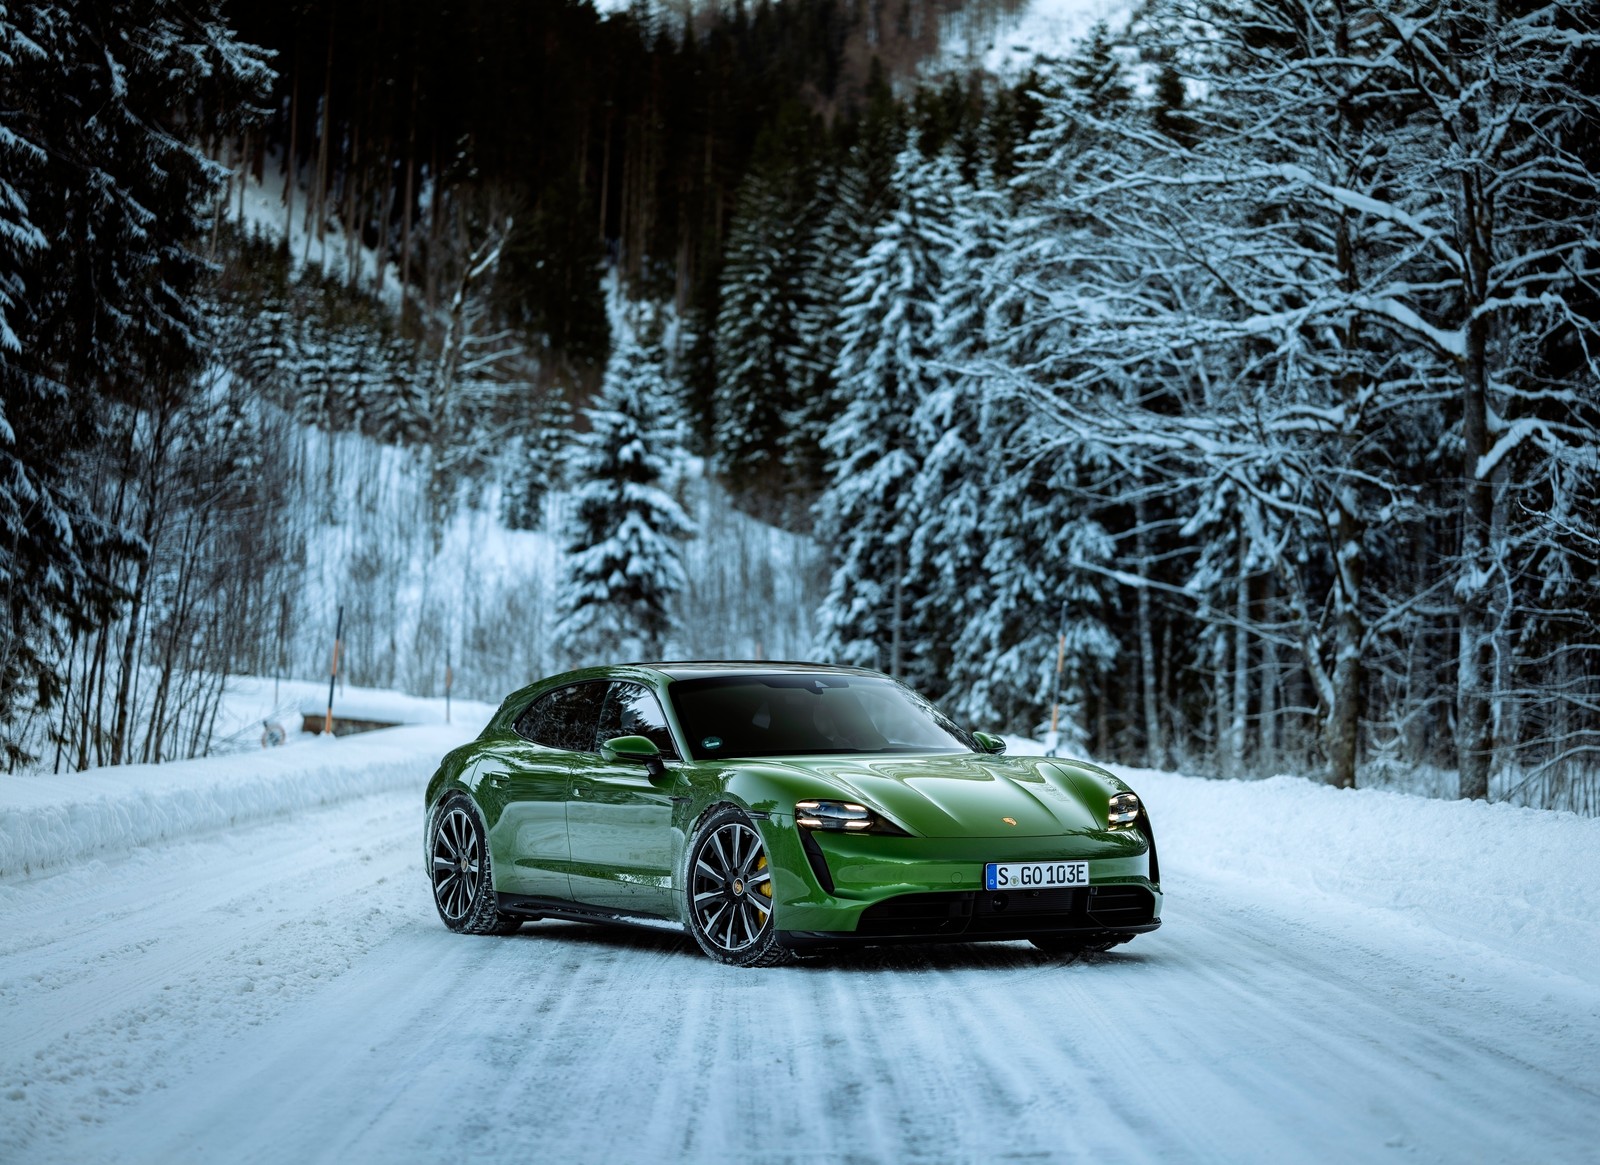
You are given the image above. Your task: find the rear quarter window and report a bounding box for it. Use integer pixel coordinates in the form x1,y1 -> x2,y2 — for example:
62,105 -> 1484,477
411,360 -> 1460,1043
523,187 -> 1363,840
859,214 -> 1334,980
513,682 -> 607,752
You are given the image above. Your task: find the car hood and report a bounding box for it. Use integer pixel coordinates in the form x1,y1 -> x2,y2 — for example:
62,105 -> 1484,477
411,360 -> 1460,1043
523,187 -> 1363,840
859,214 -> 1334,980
767,753 -> 1107,837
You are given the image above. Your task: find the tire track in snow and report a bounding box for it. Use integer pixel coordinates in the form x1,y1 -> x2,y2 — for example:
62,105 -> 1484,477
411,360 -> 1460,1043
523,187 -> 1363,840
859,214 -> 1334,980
2,787 -> 1596,1164
0,793 -> 424,1160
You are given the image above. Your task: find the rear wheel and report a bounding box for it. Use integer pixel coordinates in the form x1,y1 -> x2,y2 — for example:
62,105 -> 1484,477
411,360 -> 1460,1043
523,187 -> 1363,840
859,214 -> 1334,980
429,795 -> 521,935
685,806 -> 791,967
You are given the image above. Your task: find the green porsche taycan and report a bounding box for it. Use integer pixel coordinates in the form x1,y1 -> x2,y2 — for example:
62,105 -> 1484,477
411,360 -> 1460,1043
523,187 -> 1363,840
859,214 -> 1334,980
423,662 -> 1161,966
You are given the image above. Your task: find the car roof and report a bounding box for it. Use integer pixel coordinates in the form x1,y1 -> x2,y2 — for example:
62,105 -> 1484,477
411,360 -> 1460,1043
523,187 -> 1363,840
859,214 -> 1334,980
627,660 -> 886,681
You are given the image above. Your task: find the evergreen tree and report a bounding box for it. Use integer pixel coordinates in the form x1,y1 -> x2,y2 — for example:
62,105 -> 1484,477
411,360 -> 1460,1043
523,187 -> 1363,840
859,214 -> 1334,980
504,391 -> 574,531
949,462 -> 1119,745
783,153 -> 876,514
788,62 -> 908,495
712,146 -> 814,501
555,312 -> 695,663
813,143 -> 957,678
905,168 -> 1008,700
0,1 -> 269,762
915,34 -> 1139,741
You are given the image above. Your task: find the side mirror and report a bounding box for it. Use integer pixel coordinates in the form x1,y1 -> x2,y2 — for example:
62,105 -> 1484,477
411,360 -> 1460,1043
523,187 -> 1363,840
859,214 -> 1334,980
601,734 -> 668,778
972,731 -> 1007,755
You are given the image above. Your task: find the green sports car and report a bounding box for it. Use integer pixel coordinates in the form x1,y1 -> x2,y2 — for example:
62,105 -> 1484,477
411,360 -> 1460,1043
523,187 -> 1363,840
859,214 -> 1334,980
424,662 -> 1161,966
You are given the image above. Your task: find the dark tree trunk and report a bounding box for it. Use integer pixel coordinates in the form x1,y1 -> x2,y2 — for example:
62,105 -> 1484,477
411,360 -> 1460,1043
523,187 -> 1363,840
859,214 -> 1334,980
1259,571 -> 1279,774
1457,318 -> 1494,800
1326,499 -> 1363,790
1135,496 -> 1163,767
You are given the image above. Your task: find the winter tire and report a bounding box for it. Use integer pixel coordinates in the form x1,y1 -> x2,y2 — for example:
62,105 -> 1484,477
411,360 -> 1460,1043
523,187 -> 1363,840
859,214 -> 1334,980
685,805 -> 792,967
429,794 -> 522,935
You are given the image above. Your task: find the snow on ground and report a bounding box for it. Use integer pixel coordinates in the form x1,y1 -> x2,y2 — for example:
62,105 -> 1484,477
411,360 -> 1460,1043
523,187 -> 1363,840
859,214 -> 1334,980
227,154 -> 401,307
0,726 -> 468,882
1,736 -> 1596,1163
1116,767 -> 1600,986
214,674 -> 498,742
0,681 -> 495,880
932,0 -> 1136,77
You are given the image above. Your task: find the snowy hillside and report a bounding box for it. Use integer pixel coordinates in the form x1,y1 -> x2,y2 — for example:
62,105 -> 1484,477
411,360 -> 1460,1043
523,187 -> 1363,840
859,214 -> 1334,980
1,736 -> 1595,1162
269,428 -> 821,701
936,0 -> 1136,75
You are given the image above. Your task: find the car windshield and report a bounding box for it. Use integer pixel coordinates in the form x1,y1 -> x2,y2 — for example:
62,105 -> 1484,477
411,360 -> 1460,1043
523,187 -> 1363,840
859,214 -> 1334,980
668,674 -> 978,760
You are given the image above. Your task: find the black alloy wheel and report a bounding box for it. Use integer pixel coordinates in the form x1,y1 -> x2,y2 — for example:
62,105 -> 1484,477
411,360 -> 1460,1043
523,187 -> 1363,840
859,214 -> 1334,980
685,805 -> 791,966
429,794 -> 521,935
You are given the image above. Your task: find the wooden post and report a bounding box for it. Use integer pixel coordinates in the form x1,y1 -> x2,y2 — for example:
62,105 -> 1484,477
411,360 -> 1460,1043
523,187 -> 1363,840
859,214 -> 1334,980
275,590 -> 288,708
323,605 -> 343,735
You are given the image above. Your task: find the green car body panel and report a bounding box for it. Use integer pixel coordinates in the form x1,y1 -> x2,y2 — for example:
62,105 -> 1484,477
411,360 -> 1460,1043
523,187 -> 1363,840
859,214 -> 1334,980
424,662 -> 1162,948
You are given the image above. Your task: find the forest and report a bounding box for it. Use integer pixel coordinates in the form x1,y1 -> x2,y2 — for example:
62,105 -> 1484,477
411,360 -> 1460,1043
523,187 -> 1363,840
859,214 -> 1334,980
1,0 -> 1596,813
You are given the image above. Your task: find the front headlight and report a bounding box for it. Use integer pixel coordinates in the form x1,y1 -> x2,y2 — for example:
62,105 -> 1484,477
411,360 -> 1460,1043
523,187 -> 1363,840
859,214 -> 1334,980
795,800 -> 908,835
1108,792 -> 1140,828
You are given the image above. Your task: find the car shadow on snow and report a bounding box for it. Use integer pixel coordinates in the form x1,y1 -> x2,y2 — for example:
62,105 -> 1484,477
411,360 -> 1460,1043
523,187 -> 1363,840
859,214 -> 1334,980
789,943 -> 1162,974
502,920 -> 1161,972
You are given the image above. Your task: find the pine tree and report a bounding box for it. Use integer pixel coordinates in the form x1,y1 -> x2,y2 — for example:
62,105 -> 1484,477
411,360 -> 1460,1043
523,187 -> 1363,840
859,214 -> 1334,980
784,72 -> 908,516
904,168 -> 1008,699
948,464 -> 1119,745
784,154 -> 873,512
712,152 -> 811,500
504,390 -> 573,530
813,143 -> 957,678
554,310 -> 695,663
0,1 -> 270,762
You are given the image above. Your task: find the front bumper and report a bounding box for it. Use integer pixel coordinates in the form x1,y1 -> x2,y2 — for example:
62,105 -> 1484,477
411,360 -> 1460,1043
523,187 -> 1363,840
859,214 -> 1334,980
761,820 -> 1162,944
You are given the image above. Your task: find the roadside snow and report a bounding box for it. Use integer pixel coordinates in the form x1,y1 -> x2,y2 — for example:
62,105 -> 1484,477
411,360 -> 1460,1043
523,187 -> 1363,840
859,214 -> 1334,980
998,737 -> 1600,986
291,687 -> 495,727
1116,767 -> 1600,987
211,674 -> 498,745
1,737 -> 1596,1163
0,724 -> 478,880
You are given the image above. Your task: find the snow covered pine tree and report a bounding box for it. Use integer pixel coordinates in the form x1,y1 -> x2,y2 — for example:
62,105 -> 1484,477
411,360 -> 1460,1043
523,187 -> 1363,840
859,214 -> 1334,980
554,313 -> 695,663
0,0 -> 270,763
814,142 -> 957,681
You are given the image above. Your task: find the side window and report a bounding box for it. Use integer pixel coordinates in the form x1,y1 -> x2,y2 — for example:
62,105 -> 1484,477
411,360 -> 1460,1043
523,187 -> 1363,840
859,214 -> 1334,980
595,682 -> 679,760
513,682 -> 607,752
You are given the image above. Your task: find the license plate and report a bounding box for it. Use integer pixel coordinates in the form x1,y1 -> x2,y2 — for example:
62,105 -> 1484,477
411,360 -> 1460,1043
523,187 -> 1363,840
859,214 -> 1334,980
984,860 -> 1089,891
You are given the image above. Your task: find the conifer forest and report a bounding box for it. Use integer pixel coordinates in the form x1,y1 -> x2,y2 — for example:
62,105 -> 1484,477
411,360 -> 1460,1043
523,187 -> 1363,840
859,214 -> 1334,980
1,0 -> 1597,812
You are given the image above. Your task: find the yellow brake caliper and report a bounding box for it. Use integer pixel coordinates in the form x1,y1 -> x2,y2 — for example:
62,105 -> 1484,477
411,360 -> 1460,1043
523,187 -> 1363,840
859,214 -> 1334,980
757,854 -> 772,916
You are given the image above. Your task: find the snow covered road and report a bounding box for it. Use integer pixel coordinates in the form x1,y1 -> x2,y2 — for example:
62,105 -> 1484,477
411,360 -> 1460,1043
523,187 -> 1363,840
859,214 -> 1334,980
2,738 -> 1597,1164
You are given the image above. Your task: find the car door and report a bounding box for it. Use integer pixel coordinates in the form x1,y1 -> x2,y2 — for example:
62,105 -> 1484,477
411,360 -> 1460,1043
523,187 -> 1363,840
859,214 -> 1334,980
479,681 -> 606,902
565,681 -> 682,916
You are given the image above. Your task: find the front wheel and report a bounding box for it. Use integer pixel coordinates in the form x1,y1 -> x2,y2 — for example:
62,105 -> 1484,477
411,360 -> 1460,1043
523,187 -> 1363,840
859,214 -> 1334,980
428,795 -> 521,935
685,806 -> 791,967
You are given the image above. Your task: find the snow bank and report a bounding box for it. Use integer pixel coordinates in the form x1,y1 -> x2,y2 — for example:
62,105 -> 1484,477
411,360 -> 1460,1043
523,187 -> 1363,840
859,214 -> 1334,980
0,725 -> 473,880
1117,766 -> 1600,984
929,733 -> 1598,982
212,675 -> 498,747
987,0 -> 1132,68
291,687 -> 496,726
